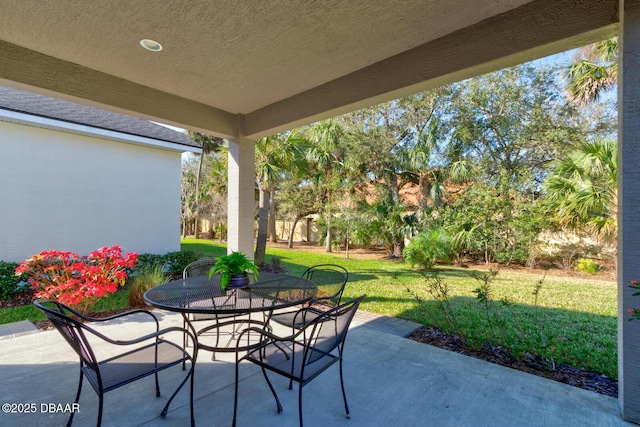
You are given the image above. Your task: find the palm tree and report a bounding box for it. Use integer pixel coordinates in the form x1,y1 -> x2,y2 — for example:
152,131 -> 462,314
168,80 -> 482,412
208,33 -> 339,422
186,131 -> 224,238
566,38 -> 618,106
545,138 -> 618,242
254,130 -> 307,266
306,120 -> 346,252
404,123 -> 472,213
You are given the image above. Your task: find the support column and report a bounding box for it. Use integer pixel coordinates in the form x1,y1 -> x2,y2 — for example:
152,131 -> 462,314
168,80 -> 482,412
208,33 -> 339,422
619,0 -> 640,421
227,123 -> 255,258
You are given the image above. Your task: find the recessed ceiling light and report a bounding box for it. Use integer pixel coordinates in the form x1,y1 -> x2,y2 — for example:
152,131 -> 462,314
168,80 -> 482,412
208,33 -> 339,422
140,39 -> 163,52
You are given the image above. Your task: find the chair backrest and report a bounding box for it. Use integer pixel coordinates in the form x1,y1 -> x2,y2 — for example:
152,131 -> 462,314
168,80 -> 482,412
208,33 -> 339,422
304,295 -> 364,365
33,299 -> 100,373
183,258 -> 216,279
301,264 -> 349,305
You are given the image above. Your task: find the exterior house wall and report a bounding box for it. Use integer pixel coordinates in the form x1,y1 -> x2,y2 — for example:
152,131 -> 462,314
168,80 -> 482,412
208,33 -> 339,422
0,120 -> 182,262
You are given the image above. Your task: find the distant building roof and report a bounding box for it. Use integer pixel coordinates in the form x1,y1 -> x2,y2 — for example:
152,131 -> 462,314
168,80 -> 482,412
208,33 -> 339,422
0,86 -> 198,149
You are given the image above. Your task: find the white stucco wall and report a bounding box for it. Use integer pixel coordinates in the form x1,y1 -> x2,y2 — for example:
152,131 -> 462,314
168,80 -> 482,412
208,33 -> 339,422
0,120 -> 183,262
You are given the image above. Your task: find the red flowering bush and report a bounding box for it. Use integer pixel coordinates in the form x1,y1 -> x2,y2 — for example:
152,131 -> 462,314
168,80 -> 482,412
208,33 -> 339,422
15,245 -> 137,314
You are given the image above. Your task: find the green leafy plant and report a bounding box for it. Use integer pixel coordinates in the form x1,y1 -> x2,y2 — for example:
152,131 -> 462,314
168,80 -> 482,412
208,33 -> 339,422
0,261 -> 24,300
134,250 -> 199,278
208,251 -> 259,291
575,258 -> 600,274
162,250 -> 198,276
403,227 -> 452,270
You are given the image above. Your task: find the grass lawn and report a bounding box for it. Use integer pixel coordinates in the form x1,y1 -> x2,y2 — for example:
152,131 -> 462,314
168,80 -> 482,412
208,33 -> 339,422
1,238 -> 618,380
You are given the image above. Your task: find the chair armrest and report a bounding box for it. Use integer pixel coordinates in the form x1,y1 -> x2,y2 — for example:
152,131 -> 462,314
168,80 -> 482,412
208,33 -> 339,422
64,305 -> 160,330
236,326 -> 294,345
82,324 -> 197,353
292,305 -> 326,327
85,309 -> 159,323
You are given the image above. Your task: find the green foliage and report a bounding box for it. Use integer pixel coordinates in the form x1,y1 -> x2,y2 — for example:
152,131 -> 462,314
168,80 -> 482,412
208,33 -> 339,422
397,271 -> 464,339
0,261 -> 24,300
575,258 -> 600,274
128,265 -> 169,308
544,138 -> 617,242
134,253 -> 165,271
134,251 -> 198,277
356,200 -> 418,257
437,181 -> 548,264
209,251 -> 259,291
403,228 -> 452,270
163,251 -> 199,276
444,64 -> 582,189
566,38 -> 618,106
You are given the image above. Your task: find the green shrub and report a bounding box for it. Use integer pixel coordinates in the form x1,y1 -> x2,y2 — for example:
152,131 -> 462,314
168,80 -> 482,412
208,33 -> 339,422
0,261 -> 25,300
162,250 -> 198,276
134,253 -> 165,272
575,258 -> 600,274
403,228 -> 452,270
128,265 -> 169,308
133,251 -> 198,277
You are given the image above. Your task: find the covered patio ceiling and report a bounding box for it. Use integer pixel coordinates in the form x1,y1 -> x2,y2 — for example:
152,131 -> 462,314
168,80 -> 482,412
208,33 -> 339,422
0,0 -> 619,140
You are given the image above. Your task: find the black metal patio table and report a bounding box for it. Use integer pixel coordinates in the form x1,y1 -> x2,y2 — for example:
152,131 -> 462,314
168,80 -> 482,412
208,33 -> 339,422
143,273 -> 317,354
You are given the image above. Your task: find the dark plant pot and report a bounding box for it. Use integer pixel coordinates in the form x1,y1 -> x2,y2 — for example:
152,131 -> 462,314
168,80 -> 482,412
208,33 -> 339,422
228,273 -> 250,289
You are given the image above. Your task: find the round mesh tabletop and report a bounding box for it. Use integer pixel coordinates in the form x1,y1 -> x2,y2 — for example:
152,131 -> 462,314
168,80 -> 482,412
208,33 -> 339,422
144,273 -> 317,315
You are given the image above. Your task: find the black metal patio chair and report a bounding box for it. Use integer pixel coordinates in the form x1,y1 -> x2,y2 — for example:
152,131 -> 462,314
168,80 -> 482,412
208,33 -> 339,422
183,258 -> 217,279
34,299 -> 197,427
233,295 -> 365,427
269,264 -> 349,330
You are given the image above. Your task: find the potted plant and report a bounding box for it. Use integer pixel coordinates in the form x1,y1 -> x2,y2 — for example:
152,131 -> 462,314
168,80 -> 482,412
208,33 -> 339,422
208,251 -> 259,291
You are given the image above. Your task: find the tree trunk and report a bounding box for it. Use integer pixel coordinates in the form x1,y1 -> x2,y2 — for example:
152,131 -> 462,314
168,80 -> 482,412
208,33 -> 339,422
325,189 -> 332,252
390,173 -> 403,257
194,154 -> 204,239
393,241 -> 404,258
390,173 -> 400,204
345,230 -> 349,259
419,172 -> 427,211
288,215 -> 303,248
269,188 -> 278,242
325,226 -> 332,252
255,188 -> 270,266
288,211 -> 317,248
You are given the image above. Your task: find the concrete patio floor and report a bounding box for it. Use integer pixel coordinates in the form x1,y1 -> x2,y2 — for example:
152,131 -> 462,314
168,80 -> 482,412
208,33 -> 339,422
0,310 -> 631,427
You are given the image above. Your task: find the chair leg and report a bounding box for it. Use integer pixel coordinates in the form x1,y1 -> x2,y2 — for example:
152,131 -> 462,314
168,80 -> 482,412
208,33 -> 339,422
298,383 -> 304,427
97,392 -> 104,427
161,359 -> 194,420
67,369 -> 84,427
155,371 -> 161,397
261,366 -> 283,414
189,362 -> 196,427
339,358 -> 351,419
233,358 -> 241,427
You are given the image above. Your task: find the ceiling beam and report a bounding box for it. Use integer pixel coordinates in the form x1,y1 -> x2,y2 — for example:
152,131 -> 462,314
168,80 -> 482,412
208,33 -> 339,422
243,0 -> 619,139
0,40 -> 238,139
